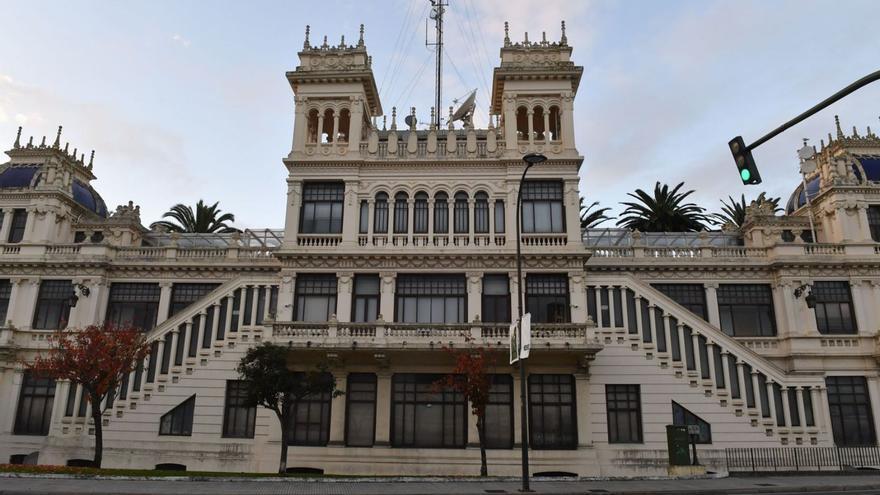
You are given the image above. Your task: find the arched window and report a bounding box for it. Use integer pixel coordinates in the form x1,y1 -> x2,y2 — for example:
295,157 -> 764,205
454,192 -> 469,234
414,192 -> 429,234
548,106 -> 561,141
358,200 -> 369,234
338,109 -> 351,143
532,106 -> 545,141
516,106 -> 528,140
393,192 -> 409,234
474,192 -> 490,233
434,192 -> 449,234
307,109 -> 319,143
322,109 -> 335,143
374,192 -> 388,233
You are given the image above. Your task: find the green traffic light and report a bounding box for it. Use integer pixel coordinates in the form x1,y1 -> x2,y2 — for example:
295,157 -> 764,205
740,169 -> 751,182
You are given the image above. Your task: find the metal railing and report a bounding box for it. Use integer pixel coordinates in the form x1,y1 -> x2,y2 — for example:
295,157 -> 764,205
726,447 -> 880,472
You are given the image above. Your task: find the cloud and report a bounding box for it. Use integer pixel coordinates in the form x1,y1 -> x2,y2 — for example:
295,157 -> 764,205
171,33 -> 191,48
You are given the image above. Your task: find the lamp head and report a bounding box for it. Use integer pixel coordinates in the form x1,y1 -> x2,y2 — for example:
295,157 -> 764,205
523,153 -> 547,165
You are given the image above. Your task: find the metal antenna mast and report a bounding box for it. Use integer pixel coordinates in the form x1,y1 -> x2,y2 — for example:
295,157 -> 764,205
426,0 -> 447,128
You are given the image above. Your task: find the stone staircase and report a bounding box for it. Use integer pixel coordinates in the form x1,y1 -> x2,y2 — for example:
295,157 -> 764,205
56,276 -> 279,437
586,274 -> 830,447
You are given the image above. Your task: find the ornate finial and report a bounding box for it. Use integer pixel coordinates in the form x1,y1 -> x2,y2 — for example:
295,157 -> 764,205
13,126 -> 21,149
27,136 -> 33,148
448,106 -> 454,130
322,35 -> 328,48
852,126 -> 859,138
367,55 -> 372,67
523,31 -> 529,45
382,115 -> 387,131
72,147 -> 78,159
430,106 -> 436,129
40,136 -> 46,147
561,20 -> 567,45
53,126 -> 62,148
820,138 -> 825,150
487,107 -> 495,129
358,24 -> 365,47
79,152 -> 84,163
304,25 -> 311,49
410,107 -> 416,130
64,142 -> 69,153
503,21 -> 510,46
835,115 -> 844,139
542,31 -> 547,44
827,132 -> 833,143
340,35 -> 345,48
390,106 -> 397,130
88,150 -> 94,169
868,125 -> 873,137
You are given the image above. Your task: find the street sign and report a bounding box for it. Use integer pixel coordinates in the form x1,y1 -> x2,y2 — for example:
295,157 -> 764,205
687,425 -> 701,436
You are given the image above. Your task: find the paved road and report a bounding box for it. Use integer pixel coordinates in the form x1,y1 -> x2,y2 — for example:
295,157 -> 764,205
1,474 -> 880,495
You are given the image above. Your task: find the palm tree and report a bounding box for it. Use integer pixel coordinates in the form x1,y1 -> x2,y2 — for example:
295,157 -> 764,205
150,200 -> 239,233
616,182 -> 711,232
579,197 -> 613,229
713,192 -> 781,229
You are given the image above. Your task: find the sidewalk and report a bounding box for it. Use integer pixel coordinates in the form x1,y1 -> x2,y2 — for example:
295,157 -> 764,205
1,474 -> 880,495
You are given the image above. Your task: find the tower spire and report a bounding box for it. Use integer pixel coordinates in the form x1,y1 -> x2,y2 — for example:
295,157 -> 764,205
561,20 -> 567,45
88,150 -> 94,169
504,21 -> 510,46
358,24 -> 365,47
835,115 -> 844,139
304,25 -> 311,49
53,125 -> 62,149
13,126 -> 21,149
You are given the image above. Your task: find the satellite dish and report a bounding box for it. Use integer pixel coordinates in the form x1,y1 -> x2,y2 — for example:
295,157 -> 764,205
451,90 -> 477,125
404,115 -> 417,129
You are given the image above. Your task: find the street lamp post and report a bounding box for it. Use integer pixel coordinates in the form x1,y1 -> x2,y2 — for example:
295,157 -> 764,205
515,152 -> 546,492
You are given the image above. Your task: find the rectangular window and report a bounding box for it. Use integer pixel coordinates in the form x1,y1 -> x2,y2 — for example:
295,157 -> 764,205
474,196 -> 490,233
827,376 -> 876,446
485,374 -> 514,449
288,372 -> 333,446
159,395 -> 195,436
352,275 -> 380,323
494,200 -> 505,233
434,196 -> 449,233
672,401 -> 711,443
395,274 -> 466,324
521,181 -> 565,233
32,280 -> 73,330
606,384 -> 643,443
529,374 -> 577,449
300,182 -> 344,234
482,274 -> 511,323
0,279 -> 11,325
717,284 -> 776,337
8,209 -> 27,243
294,275 -> 337,322
345,373 -> 377,447
393,194 -> 409,234
168,283 -> 219,317
813,281 -> 858,334
453,195 -> 469,233
652,283 -> 708,320
13,371 -> 55,435
413,196 -> 429,233
106,283 -> 161,331
223,381 -> 256,438
374,195 -> 389,233
868,205 -> 880,242
358,200 -> 369,234
391,373 -> 466,448
526,274 -> 570,323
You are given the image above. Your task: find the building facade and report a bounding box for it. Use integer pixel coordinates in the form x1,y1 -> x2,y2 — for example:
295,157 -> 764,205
1,24 -> 880,476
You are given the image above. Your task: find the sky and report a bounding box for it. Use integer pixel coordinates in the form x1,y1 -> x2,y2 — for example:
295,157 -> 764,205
1,0 -> 879,229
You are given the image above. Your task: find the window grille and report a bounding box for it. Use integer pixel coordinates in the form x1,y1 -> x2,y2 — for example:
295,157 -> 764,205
13,371 -> 55,435
521,181 -> 565,233
529,374 -> 577,449
652,283 -> 707,320
606,384 -> 642,443
300,182 -> 344,234
294,274 -> 337,322
32,280 -> 73,330
717,284 -> 776,337
525,274 -> 570,323
827,376 -> 876,446
345,373 -> 377,447
223,381 -> 256,438
391,373 -> 466,448
395,275 -> 466,324
813,281 -> 857,334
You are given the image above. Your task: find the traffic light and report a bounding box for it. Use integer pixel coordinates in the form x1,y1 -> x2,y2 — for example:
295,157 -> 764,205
729,136 -> 761,185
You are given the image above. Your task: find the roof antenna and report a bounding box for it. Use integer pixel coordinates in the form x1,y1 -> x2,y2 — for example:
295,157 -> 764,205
426,0 -> 447,129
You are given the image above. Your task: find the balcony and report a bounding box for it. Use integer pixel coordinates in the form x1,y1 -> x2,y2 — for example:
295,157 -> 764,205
272,320 -> 601,355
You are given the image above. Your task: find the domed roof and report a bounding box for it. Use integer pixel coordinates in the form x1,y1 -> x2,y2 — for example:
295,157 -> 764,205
0,165 -> 39,188
72,180 -> 108,218
785,155 -> 880,214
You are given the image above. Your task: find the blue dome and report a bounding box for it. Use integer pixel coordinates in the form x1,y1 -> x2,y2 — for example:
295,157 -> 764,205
785,176 -> 820,214
72,180 -> 108,217
0,166 -> 39,188
852,155 -> 880,182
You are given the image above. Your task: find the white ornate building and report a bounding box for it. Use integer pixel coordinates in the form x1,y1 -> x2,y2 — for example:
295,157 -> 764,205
1,23 -> 880,476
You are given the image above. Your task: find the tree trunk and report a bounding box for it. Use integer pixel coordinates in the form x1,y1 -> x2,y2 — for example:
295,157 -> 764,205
89,391 -> 104,469
477,415 -> 488,477
276,408 -> 289,474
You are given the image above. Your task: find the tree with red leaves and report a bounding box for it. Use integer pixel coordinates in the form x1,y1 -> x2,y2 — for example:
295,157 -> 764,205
435,341 -> 496,477
26,324 -> 151,468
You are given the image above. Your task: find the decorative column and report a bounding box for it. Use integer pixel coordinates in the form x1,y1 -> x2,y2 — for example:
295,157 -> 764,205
719,350 -> 732,393
575,373 -> 591,446
647,305 -> 658,345
691,333 -> 703,377
283,181 -> 303,246
705,341 -> 716,386
772,281 -> 795,339
427,199 -> 435,242
850,280 -> 870,335
210,303 -> 221,342
526,109 -> 535,145
568,273 -> 587,325
181,321 -> 193,360
196,311 -> 207,351
379,273 -> 396,322
466,272 -> 482,323
336,273 -> 353,323
328,370 -> 347,445
0,208 -> 13,241
751,371 -> 762,413
22,207 -> 35,243
366,199 -> 375,245
795,386 -> 808,429
341,181 -> 359,246
677,323 -> 688,366
374,371 -> 392,446
156,282 -> 173,325
735,360 -> 747,404
168,328 -> 180,369
766,380 -> 778,425
704,283 -> 721,328
542,111 -> 551,142
277,276 -> 296,321
780,386 -> 792,428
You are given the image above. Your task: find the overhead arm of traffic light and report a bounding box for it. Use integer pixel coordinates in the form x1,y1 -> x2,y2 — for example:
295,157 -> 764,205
730,69 -> 880,185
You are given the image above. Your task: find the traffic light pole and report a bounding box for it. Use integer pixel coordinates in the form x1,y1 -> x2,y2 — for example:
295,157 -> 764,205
743,69 -> 880,152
